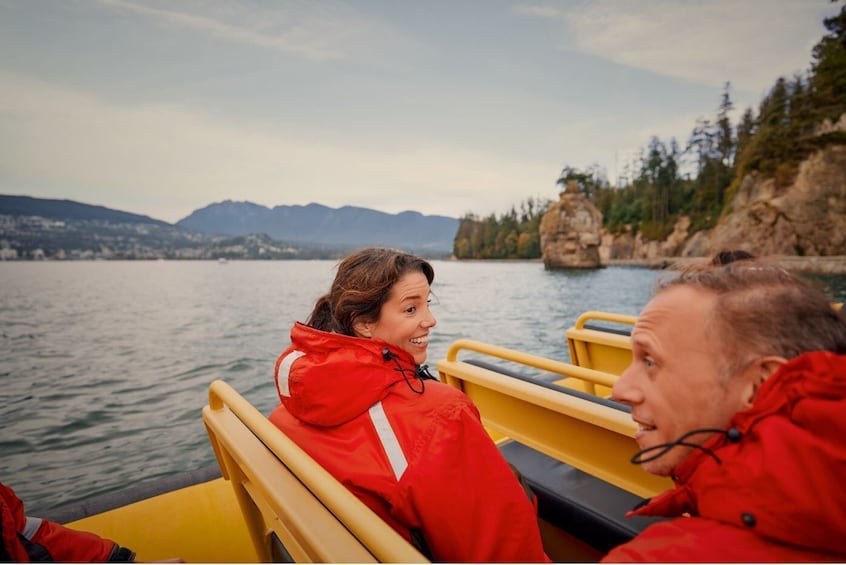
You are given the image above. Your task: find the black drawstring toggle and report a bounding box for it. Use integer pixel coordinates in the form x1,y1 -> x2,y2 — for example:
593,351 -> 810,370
415,364 -> 438,381
726,427 -> 742,442
631,427 -> 743,467
382,351 -> 435,394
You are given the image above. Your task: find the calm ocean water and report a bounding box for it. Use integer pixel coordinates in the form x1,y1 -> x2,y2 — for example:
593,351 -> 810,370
2,260 -> 845,516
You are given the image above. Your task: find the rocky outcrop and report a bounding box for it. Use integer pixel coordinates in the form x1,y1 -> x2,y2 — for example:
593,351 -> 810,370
599,228 -> 635,262
540,181 -> 603,269
690,144 -> 846,257
601,215 -> 694,262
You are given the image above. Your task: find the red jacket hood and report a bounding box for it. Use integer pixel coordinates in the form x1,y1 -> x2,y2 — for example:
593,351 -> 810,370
274,322 -> 420,427
631,351 -> 846,556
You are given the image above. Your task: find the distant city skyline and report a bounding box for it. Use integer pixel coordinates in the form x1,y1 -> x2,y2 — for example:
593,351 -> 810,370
0,1 -> 838,223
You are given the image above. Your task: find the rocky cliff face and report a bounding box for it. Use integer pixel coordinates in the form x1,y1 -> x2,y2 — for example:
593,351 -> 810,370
540,181 -> 603,269
693,144 -> 846,257
599,216 -> 692,263
600,115 -> 846,261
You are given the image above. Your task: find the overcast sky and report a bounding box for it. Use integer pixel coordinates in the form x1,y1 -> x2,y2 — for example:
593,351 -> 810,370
0,1 -> 838,223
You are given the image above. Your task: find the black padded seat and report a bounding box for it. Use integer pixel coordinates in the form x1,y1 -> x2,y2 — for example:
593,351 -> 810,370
456,357 -> 664,552
44,465 -> 222,524
462,358 -> 630,411
582,323 -> 632,337
500,441 -> 664,554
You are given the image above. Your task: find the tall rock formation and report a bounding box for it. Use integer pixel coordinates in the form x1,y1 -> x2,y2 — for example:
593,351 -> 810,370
540,181 -> 603,269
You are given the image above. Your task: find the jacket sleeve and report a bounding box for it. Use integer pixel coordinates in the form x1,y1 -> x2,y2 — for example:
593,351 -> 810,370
2,483 -> 135,562
399,400 -> 550,563
600,517 -> 801,562
28,519 -> 136,562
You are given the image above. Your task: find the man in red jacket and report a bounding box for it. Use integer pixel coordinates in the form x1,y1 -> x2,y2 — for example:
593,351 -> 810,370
1,482 -> 135,562
605,259 -> 846,562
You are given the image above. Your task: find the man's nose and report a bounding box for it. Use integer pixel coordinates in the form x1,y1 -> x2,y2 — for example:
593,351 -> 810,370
611,364 -> 641,406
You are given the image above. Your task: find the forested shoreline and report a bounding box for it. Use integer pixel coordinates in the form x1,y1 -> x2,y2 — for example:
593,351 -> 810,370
454,6 -> 846,260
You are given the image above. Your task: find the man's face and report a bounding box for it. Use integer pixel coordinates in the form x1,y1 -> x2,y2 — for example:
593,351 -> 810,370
612,285 -> 751,476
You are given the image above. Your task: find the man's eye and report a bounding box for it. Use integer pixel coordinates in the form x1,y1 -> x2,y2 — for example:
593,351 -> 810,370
644,357 -> 656,368
405,306 -> 416,314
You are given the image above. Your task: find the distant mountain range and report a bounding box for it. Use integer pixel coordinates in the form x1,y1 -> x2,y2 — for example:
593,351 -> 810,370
177,200 -> 458,253
0,195 -> 459,259
0,195 -> 170,227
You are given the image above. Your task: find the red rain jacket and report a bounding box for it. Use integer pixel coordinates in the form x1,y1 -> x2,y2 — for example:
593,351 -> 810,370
604,351 -> 846,562
269,322 -> 549,563
1,482 -> 134,562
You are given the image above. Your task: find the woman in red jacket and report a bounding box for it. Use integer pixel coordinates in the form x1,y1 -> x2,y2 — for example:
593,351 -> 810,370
1,482 -> 135,562
269,247 -> 549,562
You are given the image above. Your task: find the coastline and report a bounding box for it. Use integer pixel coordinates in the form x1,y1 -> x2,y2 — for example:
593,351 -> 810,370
605,256 -> 846,275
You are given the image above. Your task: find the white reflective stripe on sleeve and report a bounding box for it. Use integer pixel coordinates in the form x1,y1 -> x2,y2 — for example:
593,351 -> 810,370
369,401 -> 408,481
22,516 -> 43,540
276,350 -> 306,397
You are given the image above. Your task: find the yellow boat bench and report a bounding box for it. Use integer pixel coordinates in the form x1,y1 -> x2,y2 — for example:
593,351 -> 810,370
437,339 -> 672,559
565,311 -> 636,383
202,380 -> 427,563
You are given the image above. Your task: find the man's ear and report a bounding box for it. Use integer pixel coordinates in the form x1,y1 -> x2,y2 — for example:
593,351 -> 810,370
742,356 -> 788,407
352,318 -> 372,338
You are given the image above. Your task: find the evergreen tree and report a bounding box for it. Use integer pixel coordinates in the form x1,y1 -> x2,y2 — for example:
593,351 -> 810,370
556,165 -> 608,202
452,198 -> 549,259
810,3 -> 846,122
715,82 -> 735,168
735,107 -> 756,162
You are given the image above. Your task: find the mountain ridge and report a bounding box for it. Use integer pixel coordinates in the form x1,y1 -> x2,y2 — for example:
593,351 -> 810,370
0,194 -> 459,257
0,195 -> 170,226
176,200 -> 458,253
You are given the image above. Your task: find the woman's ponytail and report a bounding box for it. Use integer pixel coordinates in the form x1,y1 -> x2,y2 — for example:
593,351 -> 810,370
306,295 -> 337,332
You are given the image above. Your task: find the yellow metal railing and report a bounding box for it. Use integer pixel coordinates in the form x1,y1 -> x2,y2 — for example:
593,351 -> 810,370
203,380 -> 427,563
566,311 -> 636,380
437,340 -> 671,499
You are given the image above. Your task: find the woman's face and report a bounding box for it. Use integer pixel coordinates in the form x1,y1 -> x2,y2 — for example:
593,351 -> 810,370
356,271 -> 436,365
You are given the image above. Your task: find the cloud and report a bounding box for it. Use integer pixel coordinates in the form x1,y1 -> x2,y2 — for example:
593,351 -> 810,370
96,0 -> 406,61
512,4 -> 564,19
518,0 -> 830,93
0,72 -> 552,222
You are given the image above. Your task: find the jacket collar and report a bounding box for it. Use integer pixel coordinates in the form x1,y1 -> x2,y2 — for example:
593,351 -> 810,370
277,322 -> 419,426
629,351 -> 846,556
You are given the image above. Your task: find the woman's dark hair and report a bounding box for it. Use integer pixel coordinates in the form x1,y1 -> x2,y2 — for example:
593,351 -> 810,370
306,247 -> 435,336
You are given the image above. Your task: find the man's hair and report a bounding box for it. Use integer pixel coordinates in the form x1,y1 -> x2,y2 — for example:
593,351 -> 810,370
658,260 -> 846,375
306,247 -> 434,336
711,249 -> 754,265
